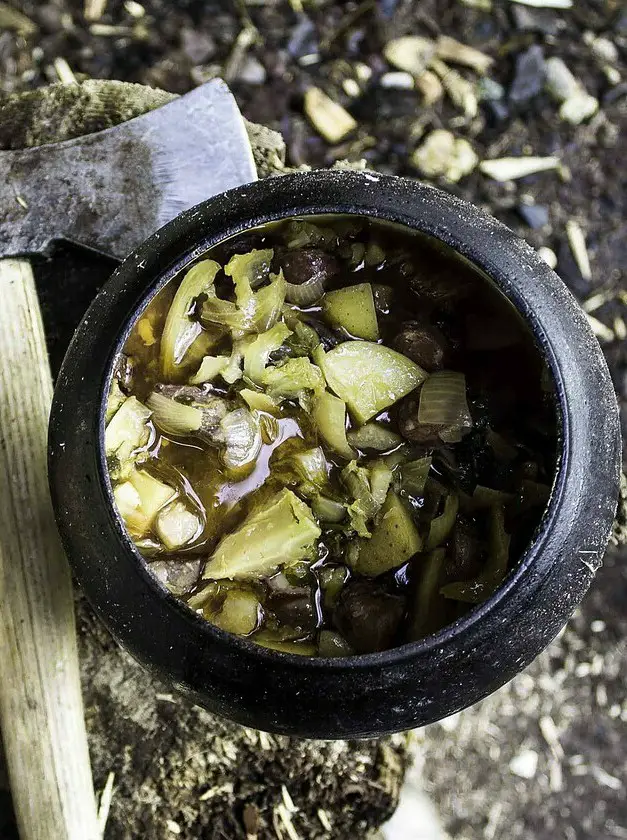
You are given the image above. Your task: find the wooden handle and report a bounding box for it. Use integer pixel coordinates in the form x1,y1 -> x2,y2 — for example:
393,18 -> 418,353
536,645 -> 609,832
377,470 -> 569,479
0,259 -> 100,840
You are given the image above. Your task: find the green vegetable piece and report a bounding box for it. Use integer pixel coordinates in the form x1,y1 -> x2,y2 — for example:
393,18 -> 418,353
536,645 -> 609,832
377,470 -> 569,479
441,505 -> 510,604
312,495 -> 346,523
460,485 -> 515,513
406,548 -> 447,641
105,396 -> 151,476
318,630 -> 353,658
114,468 -> 177,537
239,388 -> 280,414
203,489 -> 321,581
155,500 -> 202,550
255,638 -> 317,656
321,283 -> 379,341
210,589 -> 261,636
261,357 -> 325,406
220,408 -> 262,472
426,493 -> 459,550
202,268 -> 286,338
106,379 -> 126,423
243,322 -> 292,384
315,341 -> 427,425
161,260 -> 221,379
341,460 -> 378,519
222,338 -> 250,385
351,490 -> 422,577
189,355 -> 229,385
285,318 -> 321,357
224,248 -> 274,290
312,391 -> 354,460
319,565 -> 349,610
146,392 -> 203,436
364,242 -> 386,267
418,370 -> 473,442
347,422 -> 402,452
369,460 -> 394,509
399,456 -> 432,497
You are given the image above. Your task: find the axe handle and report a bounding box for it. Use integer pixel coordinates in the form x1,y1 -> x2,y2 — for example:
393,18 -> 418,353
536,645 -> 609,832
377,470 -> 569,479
0,258 -> 100,840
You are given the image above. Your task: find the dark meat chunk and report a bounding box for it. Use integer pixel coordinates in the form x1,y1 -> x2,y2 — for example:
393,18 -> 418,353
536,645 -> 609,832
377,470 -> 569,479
279,247 -> 340,286
445,517 -> 483,582
269,592 -> 317,631
393,321 -> 450,371
333,582 -> 405,654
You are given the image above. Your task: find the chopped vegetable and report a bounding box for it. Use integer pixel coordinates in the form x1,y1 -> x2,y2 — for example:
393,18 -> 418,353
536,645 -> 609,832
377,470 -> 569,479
202,269 -> 287,337
426,493 -> 459,550
220,408 -> 262,472
351,490 -> 422,577
418,371 -> 473,442
321,283 -> 380,341
189,355 -> 229,385
399,456 -> 432,497
114,468 -> 177,537
406,549 -> 447,640
225,248 -> 273,290
255,638 -> 318,656
312,391 -> 354,460
239,388 -> 280,414
347,422 -> 402,452
318,630 -> 353,657
281,248 -> 339,306
261,357 -> 325,406
105,396 -> 151,478
161,259 -> 222,380
106,380 -> 126,423
155,500 -> 202,550
149,558 -> 202,597
210,589 -> 261,635
243,322 -> 292,384
312,495 -> 347,523
315,341 -> 427,425
203,489 -> 321,580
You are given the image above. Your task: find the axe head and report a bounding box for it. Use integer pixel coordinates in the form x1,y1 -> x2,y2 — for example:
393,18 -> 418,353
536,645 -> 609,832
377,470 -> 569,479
0,79 -> 257,261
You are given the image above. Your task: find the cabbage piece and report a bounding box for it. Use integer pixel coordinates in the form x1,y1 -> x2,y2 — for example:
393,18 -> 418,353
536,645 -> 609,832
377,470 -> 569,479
220,408 -> 262,472
312,391 -> 354,460
314,341 -> 427,425
311,495 -> 347,523
202,267 -> 287,337
321,283 -> 379,341
189,355 -> 230,385
261,357 -> 325,407
225,248 -> 274,290
202,489 -> 321,580
114,468 -> 177,537
105,396 -> 151,479
243,322 -> 292,384
106,379 -> 127,423
347,422 -> 402,452
209,588 -> 261,635
155,500 -> 203,550
341,459 -> 392,538
351,490 -> 422,577
399,456 -> 432,498
161,260 -> 223,379
239,388 -> 280,414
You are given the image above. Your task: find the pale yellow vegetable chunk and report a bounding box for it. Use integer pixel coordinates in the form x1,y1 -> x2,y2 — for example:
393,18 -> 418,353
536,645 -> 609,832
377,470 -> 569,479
155,500 -> 202,550
351,490 -> 422,577
203,489 -> 321,581
312,391 -> 354,460
316,341 -> 427,425
211,589 -> 261,635
114,469 -> 177,537
322,283 -> 379,340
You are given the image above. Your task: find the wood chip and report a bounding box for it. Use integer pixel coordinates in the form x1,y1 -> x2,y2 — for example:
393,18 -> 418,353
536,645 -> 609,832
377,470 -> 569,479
124,0 -> 145,17
416,70 -> 444,105
384,36 -> 436,77
566,220 -> 592,281
317,809 -> 333,831
537,247 -> 557,269
304,87 -> 357,144
435,35 -> 494,75
276,804 -> 300,840
97,772 -> 115,836
479,155 -> 560,181
430,58 -> 478,119
84,0 -> 108,21
53,57 -> 78,85
509,0 -> 572,7
0,2 -> 36,34
586,314 -> 614,343
545,57 -> 598,124
412,129 -> 478,182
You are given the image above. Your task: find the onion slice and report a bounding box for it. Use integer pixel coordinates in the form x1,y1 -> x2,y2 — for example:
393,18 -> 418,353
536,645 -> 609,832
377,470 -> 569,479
418,371 -> 472,441
285,274 -> 327,305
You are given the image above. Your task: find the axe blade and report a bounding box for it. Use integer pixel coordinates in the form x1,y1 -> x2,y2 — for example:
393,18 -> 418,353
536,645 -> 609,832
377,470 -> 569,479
0,79 -> 257,261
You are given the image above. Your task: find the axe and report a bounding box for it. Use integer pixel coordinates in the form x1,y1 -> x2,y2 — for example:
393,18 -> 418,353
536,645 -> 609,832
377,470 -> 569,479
0,79 -> 257,840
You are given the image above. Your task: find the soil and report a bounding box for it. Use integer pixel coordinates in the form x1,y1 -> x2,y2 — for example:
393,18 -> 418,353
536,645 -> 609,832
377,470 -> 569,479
0,1 -> 625,839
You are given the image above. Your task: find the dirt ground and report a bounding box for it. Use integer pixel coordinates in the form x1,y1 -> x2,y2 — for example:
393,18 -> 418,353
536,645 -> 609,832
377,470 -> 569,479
0,1 -> 625,838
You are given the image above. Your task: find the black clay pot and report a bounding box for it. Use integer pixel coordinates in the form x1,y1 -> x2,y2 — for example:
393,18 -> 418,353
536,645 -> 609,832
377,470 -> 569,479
49,170 -> 621,738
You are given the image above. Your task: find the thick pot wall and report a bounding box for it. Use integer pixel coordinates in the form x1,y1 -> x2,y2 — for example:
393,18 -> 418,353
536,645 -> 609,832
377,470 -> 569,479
49,171 -> 621,738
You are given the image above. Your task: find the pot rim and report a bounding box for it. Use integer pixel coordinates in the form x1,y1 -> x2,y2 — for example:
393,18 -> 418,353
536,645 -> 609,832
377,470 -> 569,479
49,169 -> 621,732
